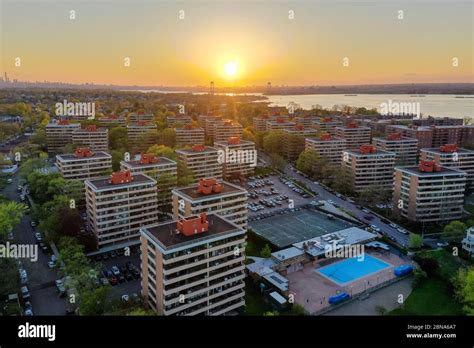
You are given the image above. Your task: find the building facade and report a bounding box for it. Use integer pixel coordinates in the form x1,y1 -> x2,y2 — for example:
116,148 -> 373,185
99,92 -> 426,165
214,137 -> 256,178
305,133 -> 347,166
72,125 -> 109,152
56,148 -> 112,180
373,132 -> 419,166
176,145 -> 223,182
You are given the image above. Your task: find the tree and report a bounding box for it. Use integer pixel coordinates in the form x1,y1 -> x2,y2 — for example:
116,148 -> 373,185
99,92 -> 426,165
260,244 -> 272,258
0,258 -> 19,297
408,234 -> 423,250
454,267 -> 474,315
58,237 -> 91,277
177,162 -> 194,186
442,221 -> 467,241
329,166 -> 355,196
269,153 -> 286,171
79,286 -> 112,315
160,128 -> 176,148
109,126 -> 128,150
263,130 -> 285,156
146,144 -> 176,160
0,201 -> 25,239
287,303 -> 307,316
127,308 -> 155,316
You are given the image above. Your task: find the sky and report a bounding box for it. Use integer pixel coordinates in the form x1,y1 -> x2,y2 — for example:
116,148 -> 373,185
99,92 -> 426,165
1,0 -> 472,86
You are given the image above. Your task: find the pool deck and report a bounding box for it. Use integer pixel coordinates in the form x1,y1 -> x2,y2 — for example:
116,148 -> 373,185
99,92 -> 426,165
286,250 -> 413,314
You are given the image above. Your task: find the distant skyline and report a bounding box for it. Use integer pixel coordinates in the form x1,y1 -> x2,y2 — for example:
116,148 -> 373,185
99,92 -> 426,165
1,0 -> 473,87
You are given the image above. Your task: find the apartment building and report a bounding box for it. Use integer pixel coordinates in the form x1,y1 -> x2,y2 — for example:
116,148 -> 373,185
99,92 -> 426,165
204,116 -> 223,139
266,118 -> 296,132
140,212 -> 246,316
420,144 -> 474,189
393,161 -> 467,223
167,115 -> 192,128
214,137 -> 256,178
293,115 -> 315,128
127,122 -> 158,151
385,125 -> 433,149
313,117 -> 343,135
335,123 -> 371,149
72,125 -> 109,152
413,117 -> 464,127
305,133 -> 347,166
85,171 -> 158,249
45,120 -> 81,153
175,125 -> 205,146
253,116 -> 270,132
120,154 -> 177,207
431,126 -> 474,147
98,115 -> 127,127
342,144 -> 396,192
462,226 -> 474,258
128,113 -> 155,123
176,145 -> 223,182
56,148 -> 112,180
283,126 -> 318,161
213,120 -> 243,143
373,133 -> 419,166
172,178 -> 247,228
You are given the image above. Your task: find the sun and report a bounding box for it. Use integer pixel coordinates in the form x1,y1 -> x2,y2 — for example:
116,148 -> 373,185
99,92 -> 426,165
224,61 -> 237,77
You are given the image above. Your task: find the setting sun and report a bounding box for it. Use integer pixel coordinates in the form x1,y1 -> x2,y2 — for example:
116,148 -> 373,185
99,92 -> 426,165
224,61 -> 237,77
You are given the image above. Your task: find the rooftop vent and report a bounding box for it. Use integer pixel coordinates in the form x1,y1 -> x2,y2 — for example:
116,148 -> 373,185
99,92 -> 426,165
191,144 -> 206,152
228,136 -> 241,144
440,144 -> 458,153
85,125 -> 97,132
58,119 -> 70,125
320,133 -> 332,141
197,178 -> 222,195
387,132 -> 402,140
359,144 -> 376,154
109,170 -> 134,185
419,160 -> 442,173
74,148 -> 93,158
176,213 -> 209,237
139,153 -> 159,164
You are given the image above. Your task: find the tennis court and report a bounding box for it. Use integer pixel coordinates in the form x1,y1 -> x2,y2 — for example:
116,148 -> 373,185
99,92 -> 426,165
249,208 -> 353,248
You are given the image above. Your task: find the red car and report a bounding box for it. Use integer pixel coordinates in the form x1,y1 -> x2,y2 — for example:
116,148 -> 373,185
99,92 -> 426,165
109,276 -> 118,286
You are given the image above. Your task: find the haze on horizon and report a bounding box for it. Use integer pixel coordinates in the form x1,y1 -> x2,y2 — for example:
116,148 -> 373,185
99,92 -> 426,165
1,0 -> 472,87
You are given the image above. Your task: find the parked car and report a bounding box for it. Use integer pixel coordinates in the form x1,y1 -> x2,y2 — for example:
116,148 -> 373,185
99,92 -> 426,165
21,286 -> 30,300
34,232 -> 42,241
389,223 -> 398,228
111,266 -> 121,276
121,294 -> 130,303
117,274 -> 126,283
370,225 -> 381,232
23,301 -> 33,316
7,178 -> 13,184
397,227 -> 408,234
362,208 -> 370,214
109,276 -> 118,285
55,279 -> 66,296
30,221 -> 36,227
124,271 -> 134,281
48,260 -> 56,269
437,241 -> 449,248
20,269 -> 28,285
7,232 -> 14,241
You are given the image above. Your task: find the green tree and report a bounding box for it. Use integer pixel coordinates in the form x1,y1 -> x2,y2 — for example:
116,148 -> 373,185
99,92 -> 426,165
0,201 -> 25,239
408,234 -> 423,250
263,130 -> 285,156
146,144 -> 176,160
109,126 -> 128,150
177,162 -> 194,186
127,308 -> 155,316
160,128 -> 176,148
79,286 -> 111,315
269,153 -> 286,171
442,221 -> 467,241
454,267 -> 474,315
260,244 -> 272,258
0,258 -> 20,297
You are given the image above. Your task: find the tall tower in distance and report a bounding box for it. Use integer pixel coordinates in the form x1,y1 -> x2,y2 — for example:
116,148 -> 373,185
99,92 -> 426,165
267,81 -> 271,93
209,81 -> 215,95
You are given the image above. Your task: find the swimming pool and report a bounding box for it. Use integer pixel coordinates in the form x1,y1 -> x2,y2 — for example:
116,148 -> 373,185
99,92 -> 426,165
317,255 -> 390,285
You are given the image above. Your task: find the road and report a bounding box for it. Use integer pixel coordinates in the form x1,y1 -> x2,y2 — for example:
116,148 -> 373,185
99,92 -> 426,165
258,151 -> 410,247
3,174 -> 67,315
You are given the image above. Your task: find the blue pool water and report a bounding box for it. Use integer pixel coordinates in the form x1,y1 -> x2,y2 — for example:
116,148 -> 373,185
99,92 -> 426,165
317,255 -> 390,285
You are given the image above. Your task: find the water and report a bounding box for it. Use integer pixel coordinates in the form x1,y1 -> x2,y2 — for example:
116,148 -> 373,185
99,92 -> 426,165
317,255 -> 390,285
129,89 -> 473,118
266,94 -> 473,119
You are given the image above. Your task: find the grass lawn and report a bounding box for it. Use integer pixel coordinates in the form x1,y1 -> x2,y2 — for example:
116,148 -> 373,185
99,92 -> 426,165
390,278 -> 463,315
243,279 -> 272,315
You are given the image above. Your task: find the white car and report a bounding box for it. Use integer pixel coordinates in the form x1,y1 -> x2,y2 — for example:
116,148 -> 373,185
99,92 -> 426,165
7,178 -> 13,184
370,225 -> 381,232
121,294 -> 130,303
436,242 -> 449,248
397,227 -> 408,234
327,200 -> 335,205
48,261 -> 56,269
362,208 -> 370,214
389,223 -> 398,228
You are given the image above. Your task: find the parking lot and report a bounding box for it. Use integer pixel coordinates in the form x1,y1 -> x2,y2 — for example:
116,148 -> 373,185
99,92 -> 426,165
91,250 -> 142,302
245,174 -> 316,221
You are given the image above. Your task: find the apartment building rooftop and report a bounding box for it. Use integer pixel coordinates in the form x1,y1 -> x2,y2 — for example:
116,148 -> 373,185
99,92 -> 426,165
422,144 -> 472,154
173,178 -> 245,200
122,155 -> 176,168
86,171 -> 155,190
141,213 -> 241,250
345,144 -> 395,157
175,145 -> 218,155
57,148 -> 111,161
397,161 -> 467,177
